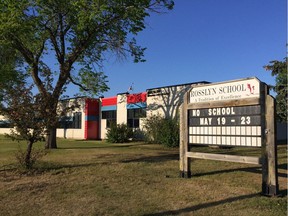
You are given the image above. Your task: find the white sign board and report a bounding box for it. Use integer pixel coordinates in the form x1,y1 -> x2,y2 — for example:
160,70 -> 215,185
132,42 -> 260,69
189,77 -> 260,103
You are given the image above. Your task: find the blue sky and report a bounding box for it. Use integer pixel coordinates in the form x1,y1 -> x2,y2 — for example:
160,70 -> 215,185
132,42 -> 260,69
71,0 -> 286,97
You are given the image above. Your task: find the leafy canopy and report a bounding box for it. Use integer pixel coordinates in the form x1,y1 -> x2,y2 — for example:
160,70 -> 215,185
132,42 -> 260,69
0,0 -> 174,148
0,0 -> 174,98
0,44 -> 26,102
264,58 -> 287,122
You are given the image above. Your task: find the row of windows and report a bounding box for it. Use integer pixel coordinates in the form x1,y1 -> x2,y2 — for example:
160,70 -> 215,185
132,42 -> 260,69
0,113 -> 82,129
0,108 -> 145,129
102,108 -> 146,128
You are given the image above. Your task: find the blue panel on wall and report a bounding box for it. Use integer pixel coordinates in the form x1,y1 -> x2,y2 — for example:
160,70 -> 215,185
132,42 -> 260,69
101,105 -> 117,111
127,102 -> 147,109
85,116 -> 99,121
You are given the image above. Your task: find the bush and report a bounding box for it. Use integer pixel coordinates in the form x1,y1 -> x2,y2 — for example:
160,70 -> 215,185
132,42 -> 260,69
106,123 -> 133,143
143,115 -> 179,148
15,146 -> 48,170
142,115 -> 163,143
159,117 -> 180,148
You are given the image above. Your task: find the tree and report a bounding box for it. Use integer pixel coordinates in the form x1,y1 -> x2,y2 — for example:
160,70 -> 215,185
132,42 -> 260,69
0,83 -> 47,169
264,58 -> 287,123
0,0 -> 174,148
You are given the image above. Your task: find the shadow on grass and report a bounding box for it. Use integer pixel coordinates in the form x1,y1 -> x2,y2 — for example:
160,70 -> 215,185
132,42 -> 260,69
0,160 -> 111,176
144,193 -> 259,216
121,153 -> 179,163
21,152 -> 178,173
58,142 -> 153,150
58,145 -> 133,149
143,191 -> 287,216
0,151 -> 179,176
192,164 -> 287,179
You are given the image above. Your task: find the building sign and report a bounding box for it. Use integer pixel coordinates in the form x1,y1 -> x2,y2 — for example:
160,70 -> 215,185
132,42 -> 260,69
180,77 -> 279,196
189,78 -> 260,103
187,77 -> 262,147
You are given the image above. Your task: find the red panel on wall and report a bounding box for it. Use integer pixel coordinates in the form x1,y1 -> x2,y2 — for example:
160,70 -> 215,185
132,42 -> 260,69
127,92 -> 147,104
85,98 -> 99,115
101,96 -> 117,106
84,98 -> 100,140
85,121 -> 99,139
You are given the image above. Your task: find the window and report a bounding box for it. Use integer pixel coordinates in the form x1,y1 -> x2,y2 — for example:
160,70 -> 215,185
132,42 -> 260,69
72,112 -> 82,129
0,120 -> 11,128
127,108 -> 146,128
58,112 -> 82,129
102,110 -> 116,119
58,116 -> 72,129
102,110 -> 116,128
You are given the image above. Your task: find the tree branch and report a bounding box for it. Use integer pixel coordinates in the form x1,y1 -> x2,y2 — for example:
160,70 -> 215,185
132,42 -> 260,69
46,26 -> 62,63
9,34 -> 48,96
59,13 -> 65,64
68,75 -> 89,91
35,40 -> 46,64
9,34 -> 34,65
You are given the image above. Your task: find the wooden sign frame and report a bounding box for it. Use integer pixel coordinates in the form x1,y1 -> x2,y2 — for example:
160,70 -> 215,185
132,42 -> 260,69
179,78 -> 279,196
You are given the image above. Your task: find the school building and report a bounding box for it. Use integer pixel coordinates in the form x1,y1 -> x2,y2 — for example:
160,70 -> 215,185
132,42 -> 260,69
0,80 -> 286,142
0,81 -> 208,140
55,81 -> 208,140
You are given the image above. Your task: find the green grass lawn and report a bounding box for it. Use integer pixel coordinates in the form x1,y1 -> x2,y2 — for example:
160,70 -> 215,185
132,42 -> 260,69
0,135 -> 287,216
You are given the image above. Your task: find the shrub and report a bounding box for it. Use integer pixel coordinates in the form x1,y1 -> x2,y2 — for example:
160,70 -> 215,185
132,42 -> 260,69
158,117 -> 179,148
142,115 -> 163,143
15,145 -> 48,170
143,115 -> 179,148
106,123 -> 133,143
131,128 -> 146,141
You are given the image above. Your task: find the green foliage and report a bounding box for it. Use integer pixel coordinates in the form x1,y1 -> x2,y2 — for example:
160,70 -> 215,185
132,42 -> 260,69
75,66 -> 110,96
1,83 -> 46,143
106,123 -> 133,143
0,0 -> 174,97
159,117 -> 179,148
0,45 -> 26,102
142,115 -> 162,143
143,115 -> 179,148
264,58 -> 287,122
0,0 -> 174,148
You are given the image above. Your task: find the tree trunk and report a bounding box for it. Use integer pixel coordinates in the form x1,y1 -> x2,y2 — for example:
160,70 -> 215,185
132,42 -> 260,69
25,141 -> 33,169
45,127 -> 57,149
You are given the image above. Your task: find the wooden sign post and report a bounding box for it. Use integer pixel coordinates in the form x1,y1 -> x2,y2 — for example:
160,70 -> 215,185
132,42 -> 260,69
180,77 -> 279,196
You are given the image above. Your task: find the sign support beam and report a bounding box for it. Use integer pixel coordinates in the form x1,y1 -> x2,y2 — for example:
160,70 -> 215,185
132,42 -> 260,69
179,93 -> 191,178
261,95 -> 279,196
186,152 -> 261,164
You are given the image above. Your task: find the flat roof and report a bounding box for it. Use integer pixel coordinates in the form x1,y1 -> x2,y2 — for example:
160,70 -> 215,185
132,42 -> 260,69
146,81 -> 210,91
